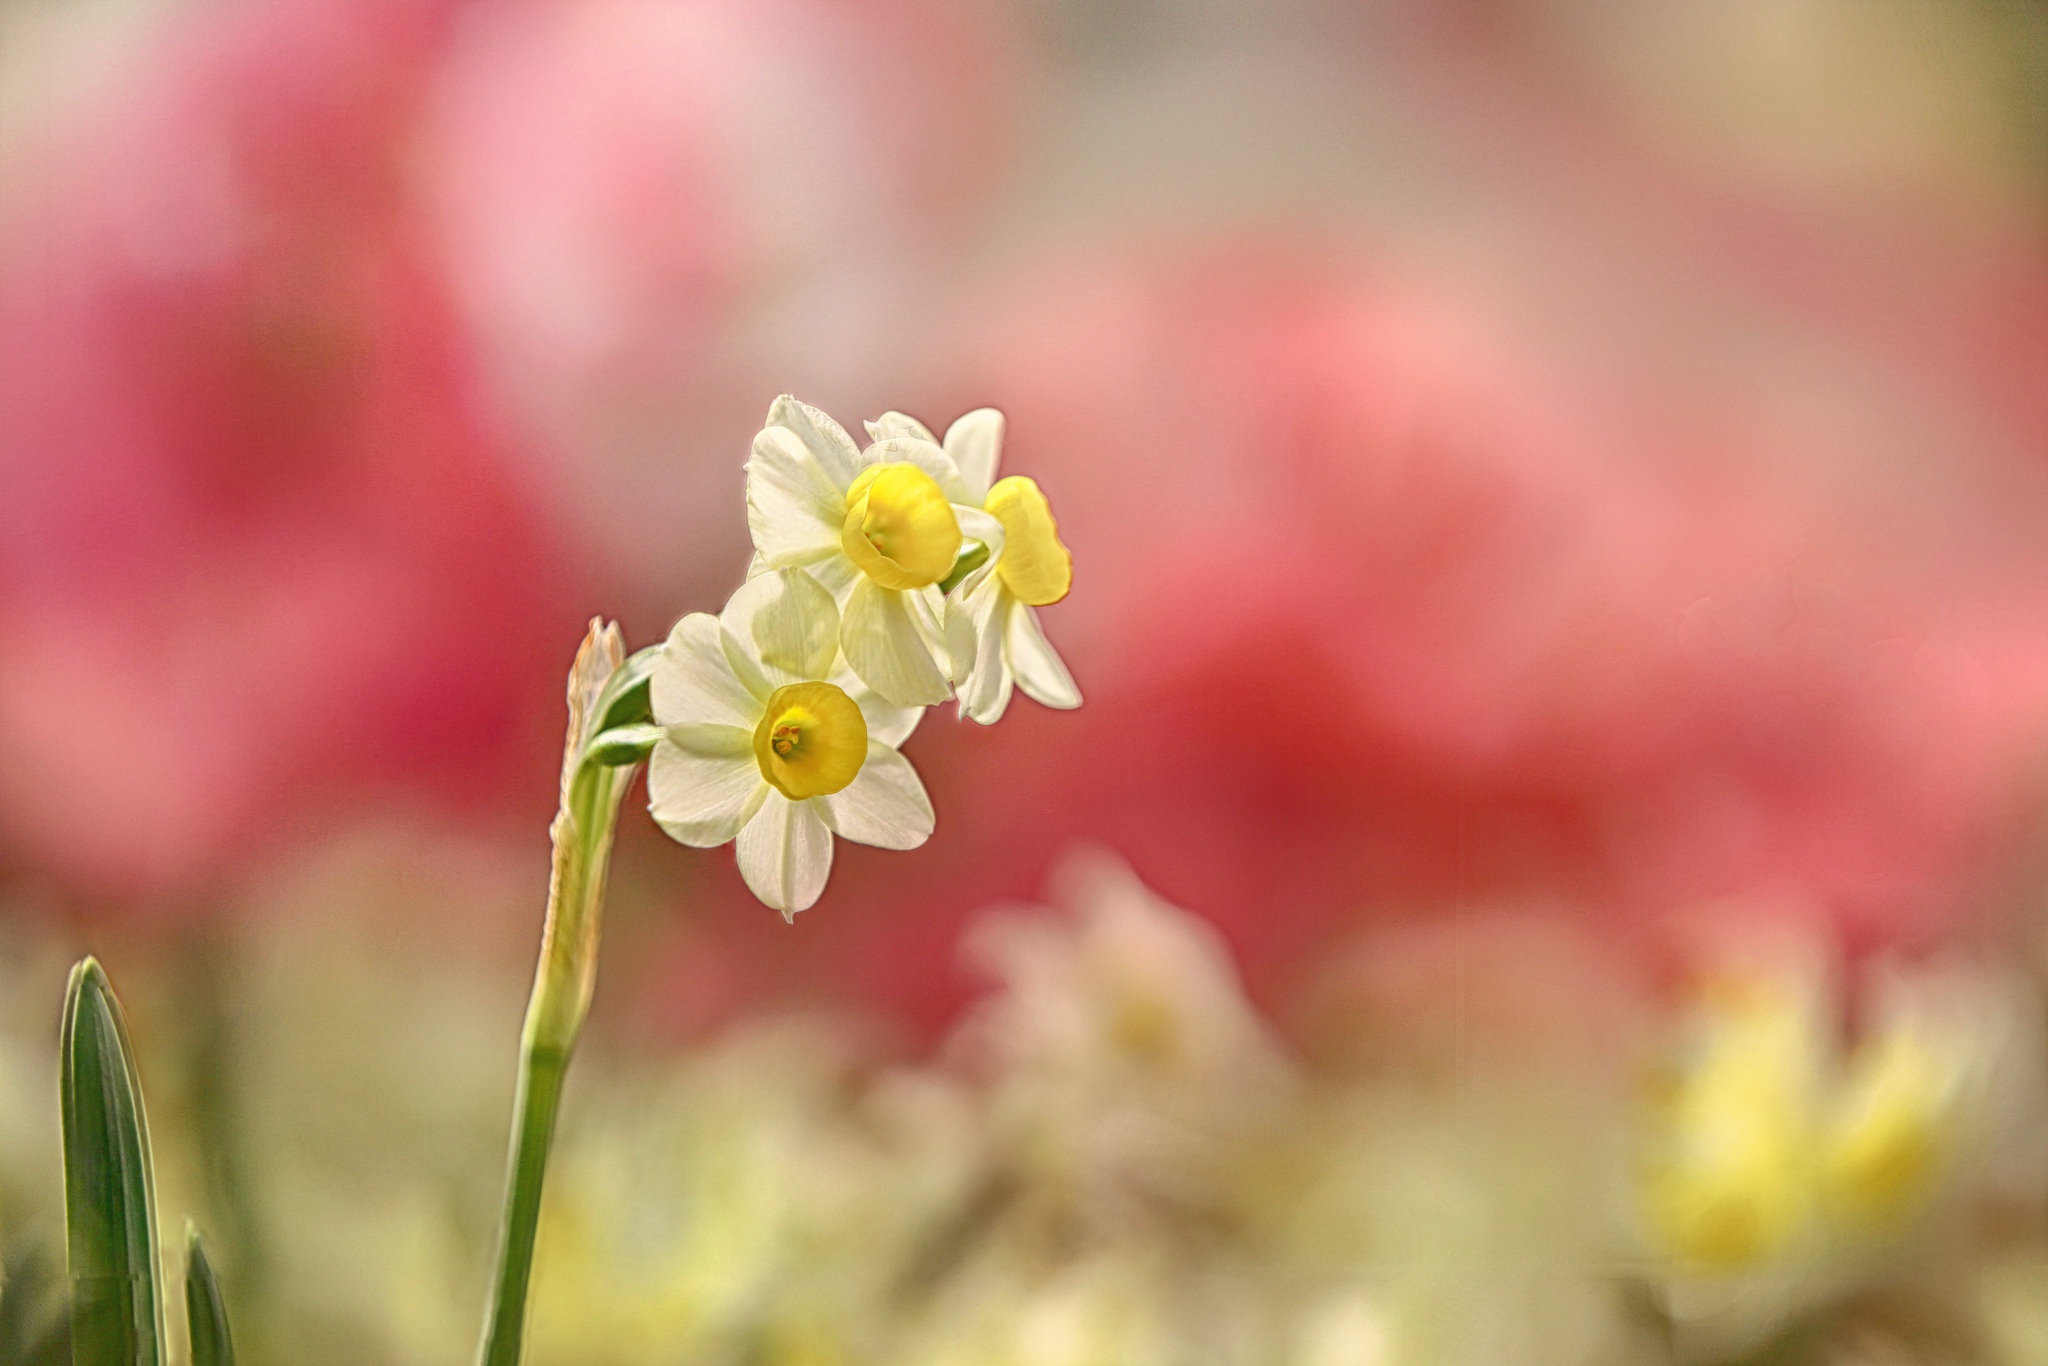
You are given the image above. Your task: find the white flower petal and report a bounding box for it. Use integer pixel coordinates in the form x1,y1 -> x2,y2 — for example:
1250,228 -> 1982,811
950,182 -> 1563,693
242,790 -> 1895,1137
735,793 -> 834,919
807,553 -> 861,603
842,577 -> 952,707
863,435 -> 968,504
953,575 -> 1012,724
719,567 -> 839,684
905,583 -> 956,673
766,395 -> 861,490
652,614 -> 761,727
839,668 -> 924,748
718,625 -> 774,703
943,407 -> 1004,503
663,722 -> 754,757
819,743 -> 933,850
746,426 -> 846,564
1008,602 -> 1082,709
648,742 -> 767,847
865,411 -> 938,446
951,504 -> 1006,566
940,578 -> 979,685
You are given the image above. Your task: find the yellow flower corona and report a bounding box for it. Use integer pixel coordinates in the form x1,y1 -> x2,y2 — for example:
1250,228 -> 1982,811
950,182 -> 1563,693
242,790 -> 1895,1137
1647,1118 -> 1810,1271
1639,969 -> 1973,1278
1647,1078 -> 1811,1268
985,475 -> 1072,606
1819,1031 -> 1950,1230
841,462 -> 962,591
1643,982 -> 1815,1272
752,681 -> 869,799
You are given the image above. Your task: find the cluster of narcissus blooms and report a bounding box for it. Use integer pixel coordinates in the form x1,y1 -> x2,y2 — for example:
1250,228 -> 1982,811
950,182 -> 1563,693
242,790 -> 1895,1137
647,397 -> 1080,918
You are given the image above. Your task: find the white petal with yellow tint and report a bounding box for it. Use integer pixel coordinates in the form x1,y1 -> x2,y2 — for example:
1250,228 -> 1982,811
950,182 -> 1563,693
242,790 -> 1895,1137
832,663 -> 922,748
943,407 -> 1004,503
952,505 -> 1007,565
804,553 -> 861,600
648,732 -> 767,847
842,576 -> 951,707
819,743 -> 934,850
949,571 -> 1012,724
719,567 -> 839,685
766,394 -> 861,490
736,792 -> 834,919
863,435 -> 968,505
940,581 -> 980,689
717,623 -> 774,705
652,614 -> 760,728
1008,602 -> 1081,709
746,425 -> 845,564
902,582 -> 969,684
865,411 -> 938,446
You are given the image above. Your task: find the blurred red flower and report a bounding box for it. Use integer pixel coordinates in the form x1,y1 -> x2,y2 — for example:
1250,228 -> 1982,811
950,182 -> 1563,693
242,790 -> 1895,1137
0,0 -> 586,906
0,0 -> 1014,909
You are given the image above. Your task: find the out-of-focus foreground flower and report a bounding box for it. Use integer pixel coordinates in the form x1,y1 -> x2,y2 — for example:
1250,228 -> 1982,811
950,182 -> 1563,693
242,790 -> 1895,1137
7,844 -> 2048,1366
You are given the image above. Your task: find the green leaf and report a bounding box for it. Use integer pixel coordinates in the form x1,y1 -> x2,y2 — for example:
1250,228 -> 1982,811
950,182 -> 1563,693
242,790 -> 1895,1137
182,1228 -> 233,1366
580,722 -> 664,769
591,644 -> 660,735
60,957 -> 163,1366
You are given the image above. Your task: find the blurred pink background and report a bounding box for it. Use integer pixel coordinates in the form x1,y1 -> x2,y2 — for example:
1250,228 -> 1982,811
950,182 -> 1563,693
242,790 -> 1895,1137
7,0 -> 2048,1039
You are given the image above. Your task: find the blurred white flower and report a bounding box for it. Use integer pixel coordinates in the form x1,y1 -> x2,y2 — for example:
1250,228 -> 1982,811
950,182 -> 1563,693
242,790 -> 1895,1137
866,408 -> 1079,724
528,1020 -> 984,1366
745,396 -> 1004,706
648,566 -> 931,917
1292,1287 -> 1392,1366
900,1253 -> 1179,1366
953,852 -> 1294,1225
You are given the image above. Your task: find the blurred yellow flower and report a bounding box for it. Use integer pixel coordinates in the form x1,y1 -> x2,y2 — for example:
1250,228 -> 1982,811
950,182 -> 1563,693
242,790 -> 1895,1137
1640,942 -> 2023,1362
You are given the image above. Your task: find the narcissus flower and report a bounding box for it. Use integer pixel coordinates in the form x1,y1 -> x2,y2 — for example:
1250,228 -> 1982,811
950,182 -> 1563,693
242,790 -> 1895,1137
746,397 -> 1004,707
867,408 -> 1079,724
648,568 -> 932,918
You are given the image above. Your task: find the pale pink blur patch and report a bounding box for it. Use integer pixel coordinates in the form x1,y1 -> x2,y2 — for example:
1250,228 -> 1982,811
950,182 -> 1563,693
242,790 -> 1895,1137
0,0 -> 581,905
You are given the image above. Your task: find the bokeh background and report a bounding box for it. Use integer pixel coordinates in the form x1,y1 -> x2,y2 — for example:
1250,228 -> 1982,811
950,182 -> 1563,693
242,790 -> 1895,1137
9,1 -> 2048,1362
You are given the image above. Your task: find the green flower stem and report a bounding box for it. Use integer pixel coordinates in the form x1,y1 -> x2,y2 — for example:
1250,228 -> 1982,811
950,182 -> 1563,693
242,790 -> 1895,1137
476,1042 -> 569,1366
477,625 -> 645,1366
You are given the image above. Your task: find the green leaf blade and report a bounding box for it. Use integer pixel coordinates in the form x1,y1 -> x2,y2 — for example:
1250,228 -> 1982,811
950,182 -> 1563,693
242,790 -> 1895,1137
60,957 -> 163,1366
183,1229 -> 234,1366
591,644 -> 660,735
580,722 -> 663,769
